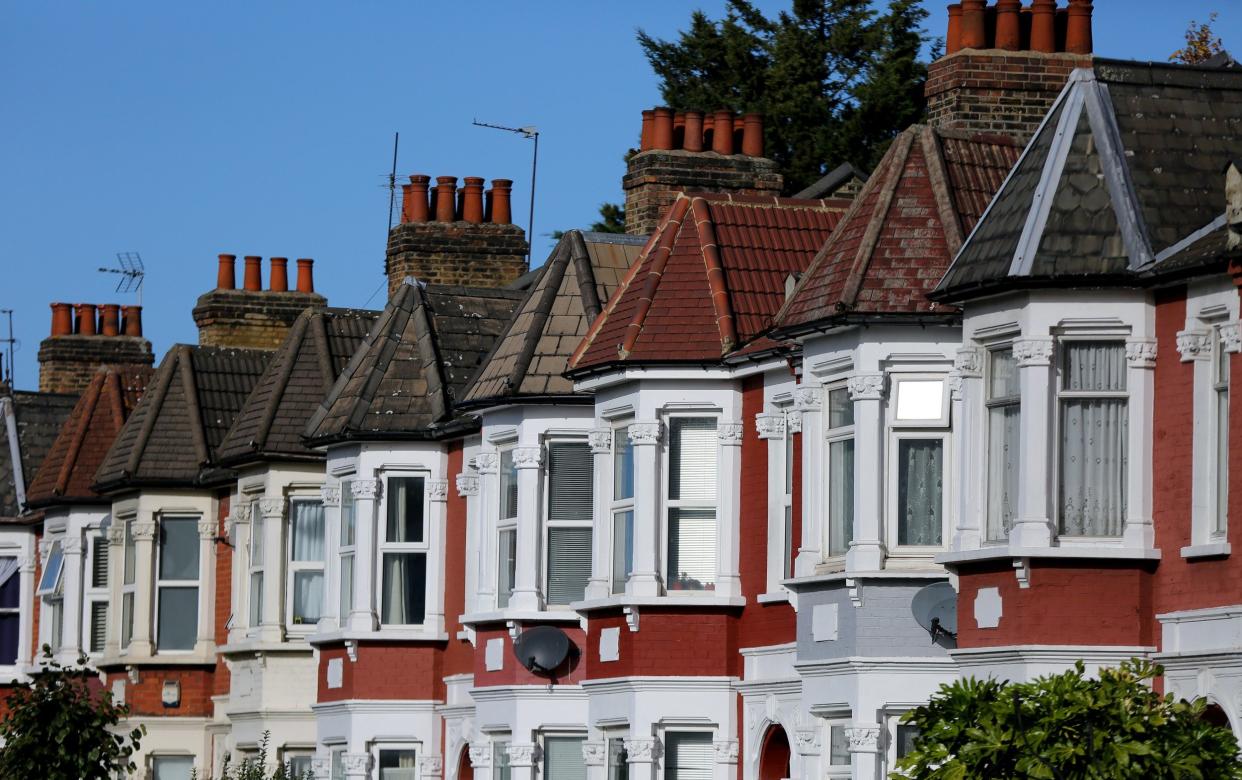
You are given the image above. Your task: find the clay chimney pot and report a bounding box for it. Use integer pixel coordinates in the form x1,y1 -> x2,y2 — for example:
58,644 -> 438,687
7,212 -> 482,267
1030,0 -> 1057,52
216,253 -> 236,290
945,3 -> 963,54
652,107 -> 674,151
994,0 -> 1021,50
1066,0 -> 1093,54
683,110 -> 704,152
959,0 -> 986,49
75,303 -> 97,336
435,176 -> 458,222
269,257 -> 289,292
490,179 -> 513,225
712,110 -> 735,154
640,109 -> 655,152
49,303 -> 72,337
407,175 -> 431,223
462,177 -> 485,224
296,259 -> 315,293
99,304 -> 121,336
122,305 -> 142,337
243,256 -> 262,291
742,114 -> 764,157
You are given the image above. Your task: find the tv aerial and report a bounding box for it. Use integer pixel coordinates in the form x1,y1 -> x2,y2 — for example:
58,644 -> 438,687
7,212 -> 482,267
472,118 -> 540,265
98,252 -> 146,305
911,581 -> 958,648
512,625 -> 575,687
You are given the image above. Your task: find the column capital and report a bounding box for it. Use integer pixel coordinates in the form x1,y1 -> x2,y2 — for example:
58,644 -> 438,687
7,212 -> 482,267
717,422 -> 744,446
456,472 -> 480,497
954,346 -> 984,376
793,385 -> 821,411
60,536 -> 83,555
582,742 -> 606,766
589,427 -> 613,454
1176,328 -> 1210,361
18,554 -> 36,573
197,517 -> 218,540
1125,338 -> 1158,368
350,478 -> 380,500
627,421 -> 662,446
505,743 -> 537,767
258,497 -> 287,519
1013,336 -> 1054,366
513,446 -> 544,470
131,522 -> 156,541
786,411 -> 802,434
319,485 -> 341,507
342,753 -> 372,776
468,744 -> 491,768
847,372 -> 885,401
755,412 -> 785,440
420,755 -> 444,778
310,757 -> 331,780
623,738 -> 657,764
232,502 -> 252,523
1221,321 -> 1242,353
428,480 -> 449,502
713,740 -> 739,764
475,452 -> 500,474
107,525 -> 126,546
845,723 -> 882,754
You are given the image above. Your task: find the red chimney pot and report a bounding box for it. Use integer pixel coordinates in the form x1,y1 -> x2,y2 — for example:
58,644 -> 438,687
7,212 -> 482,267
406,175 -> 431,223
122,305 -> 142,337
995,0 -> 1021,50
296,259 -> 315,293
1066,0 -> 1093,54
49,303 -> 72,337
652,108 -> 674,151
1030,0 -> 1057,52
945,4 -> 963,54
640,110 -> 655,152
75,303 -> 97,336
435,176 -> 458,222
243,256 -> 262,291
269,257 -> 289,291
216,254 -> 236,290
712,110 -> 735,154
99,304 -> 121,336
490,179 -> 513,225
959,0 -> 986,49
742,114 -> 764,157
683,110 -> 704,152
462,177 -> 485,224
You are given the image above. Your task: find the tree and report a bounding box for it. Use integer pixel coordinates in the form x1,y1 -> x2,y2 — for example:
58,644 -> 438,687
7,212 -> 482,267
1170,13 -> 1225,65
0,646 -> 143,780
549,202 -> 626,241
638,0 -> 931,194
204,732 -> 312,780
894,659 -> 1242,779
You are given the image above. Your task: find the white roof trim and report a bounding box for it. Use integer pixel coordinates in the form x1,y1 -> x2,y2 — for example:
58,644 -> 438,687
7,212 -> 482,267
1146,212 -> 1227,269
1082,80 -> 1154,270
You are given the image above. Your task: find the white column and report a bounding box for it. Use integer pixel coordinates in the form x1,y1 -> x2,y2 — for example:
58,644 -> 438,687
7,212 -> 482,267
756,413 -> 786,589
227,502 -> 250,643
455,467 -> 481,611
794,386 -> 824,576
951,347 -> 984,550
474,452 -> 499,612
1125,338 -> 1157,548
468,743 -> 493,780
585,428 -> 613,601
421,754 -> 445,780
347,478 -> 379,632
509,446 -> 544,611
844,723 -> 882,780
426,479 -> 449,634
624,738 -> 657,780
712,739 -> 739,780
16,544 -> 35,669
104,524 -> 126,656
129,519 -> 156,657
258,497 -> 286,643
506,743 -> 538,780
318,484 -> 341,632
196,516 -> 218,653
1181,329 -> 1216,545
59,535 -> 84,657
627,422 -> 663,597
716,422 -> 743,598
584,741 -> 606,780
846,373 -> 886,572
1011,337 -> 1055,547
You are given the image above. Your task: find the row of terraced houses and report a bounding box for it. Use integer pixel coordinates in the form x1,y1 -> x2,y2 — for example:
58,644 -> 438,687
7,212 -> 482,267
4,3 -> 1242,778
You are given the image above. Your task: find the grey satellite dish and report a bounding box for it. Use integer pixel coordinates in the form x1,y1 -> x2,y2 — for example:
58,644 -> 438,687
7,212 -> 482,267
513,626 -> 573,675
911,581 -> 958,648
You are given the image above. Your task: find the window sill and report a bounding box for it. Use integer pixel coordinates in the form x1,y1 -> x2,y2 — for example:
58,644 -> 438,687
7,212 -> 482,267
459,609 -> 583,628
936,545 -> 1162,566
785,570 -> 946,589
1180,542 -> 1231,560
306,628 -> 450,647
218,639 -> 316,656
571,594 -> 746,612
96,651 -> 217,667
756,591 -> 791,605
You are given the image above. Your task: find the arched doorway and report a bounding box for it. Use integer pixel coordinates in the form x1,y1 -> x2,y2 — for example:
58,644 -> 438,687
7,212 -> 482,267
457,745 -> 474,780
1203,702 -> 1232,730
759,726 -> 791,780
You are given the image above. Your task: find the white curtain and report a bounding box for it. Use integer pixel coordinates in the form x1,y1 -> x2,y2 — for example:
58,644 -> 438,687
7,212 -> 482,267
1059,343 -> 1128,536
293,571 -> 323,623
382,553 -> 425,624
986,405 -> 1021,541
827,439 -> 854,555
292,502 -> 325,561
379,749 -> 418,780
898,440 -> 943,546
0,557 -> 18,589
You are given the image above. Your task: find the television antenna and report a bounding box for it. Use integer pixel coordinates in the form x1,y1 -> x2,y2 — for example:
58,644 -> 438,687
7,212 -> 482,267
98,252 -> 146,306
472,118 -> 539,264
0,309 -> 14,387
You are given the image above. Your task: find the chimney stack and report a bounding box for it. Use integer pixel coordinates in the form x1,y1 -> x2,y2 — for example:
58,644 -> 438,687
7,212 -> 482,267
193,253 -> 327,349
38,300 -> 153,394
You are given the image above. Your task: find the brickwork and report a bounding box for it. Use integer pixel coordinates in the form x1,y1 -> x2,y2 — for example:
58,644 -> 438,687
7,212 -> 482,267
584,609 -> 736,678
213,493 -> 231,696
925,51 -> 1091,143
317,642 -> 444,702
623,150 -> 782,236
104,666 -> 217,717
472,624 -> 588,687
37,336 -> 154,394
192,290 -> 325,350
386,221 -> 528,295
442,445 -> 474,679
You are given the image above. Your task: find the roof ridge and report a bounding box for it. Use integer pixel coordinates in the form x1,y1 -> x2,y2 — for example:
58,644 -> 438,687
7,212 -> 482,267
618,196 -> 693,359
411,283 -> 451,421
252,313 -> 310,453
920,126 -> 966,258
53,373 -> 103,496
507,243 -> 567,395
690,197 -> 738,354
125,348 -> 178,477
178,345 -> 210,467
566,230 -> 603,320
839,129 -> 916,308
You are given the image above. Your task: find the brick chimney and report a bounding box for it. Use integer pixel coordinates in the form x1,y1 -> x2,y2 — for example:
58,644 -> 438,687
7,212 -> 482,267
925,0 -> 1093,142
623,108 -> 782,236
37,301 -> 154,394
192,254 -> 327,349
386,174 -> 529,295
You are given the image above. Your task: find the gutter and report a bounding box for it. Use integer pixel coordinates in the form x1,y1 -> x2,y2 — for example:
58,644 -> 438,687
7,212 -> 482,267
1,396 -> 26,512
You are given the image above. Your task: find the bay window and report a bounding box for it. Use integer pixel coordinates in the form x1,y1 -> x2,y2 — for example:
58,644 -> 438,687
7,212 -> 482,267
611,425 -> 634,594
1215,333 -> 1230,535
497,450 -> 518,608
0,557 -> 18,665
156,517 -> 199,651
826,387 -> 855,557
986,347 -> 1020,541
339,481 -> 355,623
84,533 -> 109,654
121,519 -> 135,650
666,417 -> 718,591
381,476 -> 428,625
543,736 -> 586,780
663,732 -> 712,780
545,442 -> 593,605
1057,341 -> 1127,536
288,500 -> 325,627
889,377 -> 949,549
248,500 -> 263,628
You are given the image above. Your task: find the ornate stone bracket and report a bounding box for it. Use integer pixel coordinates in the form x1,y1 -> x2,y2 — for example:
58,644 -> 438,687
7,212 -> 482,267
513,446 -> 544,469
1221,322 -> 1242,354
755,413 -> 785,440
1125,338 -> 1157,368
628,421 -> 662,446
1177,329 -> 1211,361
717,422 -> 743,446
505,743 -> 537,768
197,517 -> 219,540
468,744 -> 491,768
623,738 -> 657,764
420,755 -> 444,777
456,473 -> 479,498
1013,337 -> 1054,367
319,485 -> 341,507
793,386 -> 822,411
582,742 -> 606,766
351,479 -> 380,501
848,373 -> 884,401
428,480 -> 449,502
844,724 -> 881,754
259,497 -> 287,519
786,412 -> 802,435
713,740 -> 739,764
589,428 -> 613,454
475,452 -> 499,475
131,522 -> 156,541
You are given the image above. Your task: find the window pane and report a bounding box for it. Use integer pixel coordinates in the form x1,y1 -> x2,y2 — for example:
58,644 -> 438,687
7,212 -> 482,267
547,527 -> 592,605
667,508 -> 716,591
38,544 -> 63,594
331,750 -> 345,780
897,440 -> 943,546
0,559 -> 16,610
986,405 -> 1021,541
287,756 -> 313,777
501,451 -> 519,521
90,601 -> 108,653
828,388 -> 853,428
152,756 -> 195,780
49,600 -> 62,652
894,380 -> 944,421
379,749 -> 418,780
608,738 -> 629,780
828,725 -> 850,765
160,518 -> 200,581
157,586 -> 198,651
1059,398 -> 1127,536
250,510 -> 264,563
293,571 -> 323,625
493,743 -> 511,780
669,418 -> 717,502
611,511 -> 633,595
828,439 -> 854,556
614,427 -> 634,500
498,529 -> 516,608
292,502 -> 326,561
783,504 -> 794,579
784,426 -> 794,494
895,725 -> 920,759
340,482 -> 355,546
1063,342 -> 1126,392
382,553 -> 426,625
549,443 -> 593,523
386,478 -> 424,544
1218,378 -> 1230,534
339,554 -> 353,620
664,733 -> 712,780
0,614 -> 17,665
990,348 -> 1018,399
92,540 -> 109,588
123,521 -> 136,585
122,592 -> 134,648
544,737 -> 586,780
249,572 -> 263,626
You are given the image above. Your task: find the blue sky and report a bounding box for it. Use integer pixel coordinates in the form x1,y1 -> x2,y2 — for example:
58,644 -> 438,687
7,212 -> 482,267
1,1 -> 1236,388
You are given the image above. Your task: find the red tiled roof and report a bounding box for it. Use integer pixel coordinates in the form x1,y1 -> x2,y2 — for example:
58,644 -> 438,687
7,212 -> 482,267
774,125 -> 1020,331
25,366 -> 152,507
569,192 -> 850,372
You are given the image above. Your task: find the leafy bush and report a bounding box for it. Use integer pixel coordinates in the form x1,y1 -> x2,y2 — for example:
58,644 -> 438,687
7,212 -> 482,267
203,732 -> 313,780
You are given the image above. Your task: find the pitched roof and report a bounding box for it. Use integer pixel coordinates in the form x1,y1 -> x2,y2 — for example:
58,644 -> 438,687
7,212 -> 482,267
304,280 -> 524,444
462,231 -> 646,406
774,125 -> 1020,333
93,345 -> 269,490
937,59 -> 1242,299
25,367 -> 152,508
567,193 -> 850,373
0,389 -> 77,521
215,307 -> 377,466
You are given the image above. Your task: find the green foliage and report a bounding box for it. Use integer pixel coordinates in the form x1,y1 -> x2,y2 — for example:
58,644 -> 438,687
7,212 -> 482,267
0,646 -> 143,780
549,201 -> 627,241
638,0 -> 932,193
1170,13 -> 1225,65
201,732 -> 312,780
894,659 -> 1242,779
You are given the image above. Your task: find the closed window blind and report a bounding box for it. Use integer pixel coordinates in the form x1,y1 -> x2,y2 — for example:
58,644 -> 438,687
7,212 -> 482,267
549,444 -> 593,522
90,601 -> 108,653
544,737 -> 587,780
547,528 -> 592,604
668,509 -> 716,590
92,541 -> 109,588
664,733 -> 712,780
669,419 -> 717,501
547,442 -> 593,605
667,418 -> 717,591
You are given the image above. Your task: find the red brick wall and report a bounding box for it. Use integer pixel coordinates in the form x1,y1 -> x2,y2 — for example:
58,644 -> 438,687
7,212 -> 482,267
473,624 -> 587,687
584,609 -> 736,678
317,642 -> 444,702
30,531 -> 41,660
442,443 -> 473,685
213,492 -> 231,696
104,666 -> 216,717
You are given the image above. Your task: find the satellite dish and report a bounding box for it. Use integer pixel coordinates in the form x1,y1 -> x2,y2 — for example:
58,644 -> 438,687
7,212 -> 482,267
911,581 -> 958,648
512,626 -> 574,676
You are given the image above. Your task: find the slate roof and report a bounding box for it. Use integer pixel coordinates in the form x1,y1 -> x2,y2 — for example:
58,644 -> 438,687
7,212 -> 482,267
25,367 -> 152,508
215,308 -> 377,466
774,125 -> 1020,334
93,345 -> 269,491
567,193 -> 851,373
937,59 -> 1242,300
462,230 -> 646,406
0,389 -> 77,522
304,280 -> 525,444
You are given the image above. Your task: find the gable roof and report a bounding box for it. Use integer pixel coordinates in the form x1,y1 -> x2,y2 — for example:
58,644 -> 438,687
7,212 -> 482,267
567,193 -> 850,374
25,366 -> 152,508
936,59 -> 1242,300
0,389 -> 77,522
774,125 -> 1020,334
215,307 -> 377,466
304,279 -> 524,444
93,345 -> 269,491
461,230 -> 646,407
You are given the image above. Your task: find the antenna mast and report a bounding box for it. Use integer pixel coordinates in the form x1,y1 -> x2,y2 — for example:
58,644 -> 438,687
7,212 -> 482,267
0,310 -> 14,387
98,252 -> 146,306
387,132 -> 400,233
472,119 -> 539,264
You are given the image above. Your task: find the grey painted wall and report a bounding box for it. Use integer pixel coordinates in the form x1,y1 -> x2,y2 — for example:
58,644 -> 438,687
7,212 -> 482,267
795,578 -> 952,661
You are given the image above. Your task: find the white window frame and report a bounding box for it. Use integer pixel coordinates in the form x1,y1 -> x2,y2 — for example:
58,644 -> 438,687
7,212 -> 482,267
120,518 -> 136,652
825,384 -> 855,560
659,727 -> 715,780
610,423 -> 635,595
884,711 -> 921,775
150,754 -> 196,780
371,742 -> 420,780
605,729 -> 630,780
492,736 -> 512,780
822,717 -> 853,778
36,538 -> 64,597
154,515 -> 201,654
379,472 -> 430,626
543,438 -> 593,607
541,731 -> 588,780
496,448 -> 518,609
661,414 -> 720,593
1213,330 -> 1230,538
886,374 -> 950,556
984,344 -> 1020,543
764,403 -> 796,592
246,497 -> 264,630
286,496 -> 327,632
891,375 -> 950,428
83,531 -> 109,656
38,537 -> 65,654
339,479 -> 355,625
0,552 -> 22,665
